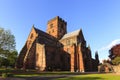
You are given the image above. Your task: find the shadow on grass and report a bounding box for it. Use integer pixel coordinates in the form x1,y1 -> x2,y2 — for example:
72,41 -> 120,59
54,76 -> 104,80
13,75 -> 104,80
25,76 -> 69,80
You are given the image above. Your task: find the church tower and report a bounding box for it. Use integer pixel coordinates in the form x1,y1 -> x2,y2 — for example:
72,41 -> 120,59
46,16 -> 67,40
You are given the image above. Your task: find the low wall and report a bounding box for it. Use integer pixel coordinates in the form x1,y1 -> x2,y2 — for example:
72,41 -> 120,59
112,64 -> 120,74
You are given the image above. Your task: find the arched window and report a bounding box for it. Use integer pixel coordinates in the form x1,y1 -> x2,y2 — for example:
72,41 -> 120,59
30,33 -> 33,39
50,24 -> 53,28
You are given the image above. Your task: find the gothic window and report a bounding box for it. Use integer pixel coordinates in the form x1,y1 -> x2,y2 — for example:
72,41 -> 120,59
27,41 -> 31,48
50,23 -> 53,28
30,33 -> 33,39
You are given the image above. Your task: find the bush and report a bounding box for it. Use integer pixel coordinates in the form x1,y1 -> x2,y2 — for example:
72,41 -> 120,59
7,73 -> 13,77
2,73 -> 8,78
2,73 -> 13,78
112,57 -> 120,65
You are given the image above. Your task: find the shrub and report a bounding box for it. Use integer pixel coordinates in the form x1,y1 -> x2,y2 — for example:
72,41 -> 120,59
2,73 -> 8,78
112,57 -> 120,65
2,73 -> 13,78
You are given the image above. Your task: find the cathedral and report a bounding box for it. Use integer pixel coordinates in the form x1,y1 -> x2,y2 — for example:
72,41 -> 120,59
16,16 -> 99,72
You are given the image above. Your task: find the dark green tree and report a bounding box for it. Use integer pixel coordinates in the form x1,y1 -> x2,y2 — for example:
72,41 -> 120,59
95,51 -> 99,65
0,27 -> 17,68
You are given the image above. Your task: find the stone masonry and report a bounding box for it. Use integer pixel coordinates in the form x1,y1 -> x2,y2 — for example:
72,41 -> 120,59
16,16 -> 99,72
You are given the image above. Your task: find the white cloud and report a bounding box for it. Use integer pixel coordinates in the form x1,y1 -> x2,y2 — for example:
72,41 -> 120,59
98,39 -> 120,52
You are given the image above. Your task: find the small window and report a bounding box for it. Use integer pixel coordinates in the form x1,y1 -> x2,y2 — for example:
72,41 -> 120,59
50,24 -> 53,28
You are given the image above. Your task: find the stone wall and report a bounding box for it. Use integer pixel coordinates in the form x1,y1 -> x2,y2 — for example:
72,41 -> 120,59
113,64 -> 120,74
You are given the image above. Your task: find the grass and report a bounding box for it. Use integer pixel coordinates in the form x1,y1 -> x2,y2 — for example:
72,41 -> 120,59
14,71 -> 81,77
0,68 -> 81,77
0,68 -> 120,80
54,74 -> 120,80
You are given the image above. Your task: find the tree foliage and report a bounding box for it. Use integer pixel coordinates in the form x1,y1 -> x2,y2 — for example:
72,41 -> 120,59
0,27 -> 16,51
109,44 -> 120,59
112,56 -> 120,65
0,27 -> 17,67
109,44 -> 120,65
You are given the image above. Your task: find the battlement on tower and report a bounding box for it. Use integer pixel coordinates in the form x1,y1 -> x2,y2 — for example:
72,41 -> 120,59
47,16 -> 67,25
46,16 -> 67,40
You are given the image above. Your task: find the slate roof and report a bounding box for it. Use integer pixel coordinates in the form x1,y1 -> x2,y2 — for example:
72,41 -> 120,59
61,29 -> 81,39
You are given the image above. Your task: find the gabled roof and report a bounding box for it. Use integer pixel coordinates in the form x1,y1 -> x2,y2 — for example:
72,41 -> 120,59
33,26 -> 58,42
34,26 -> 45,35
61,29 -> 82,39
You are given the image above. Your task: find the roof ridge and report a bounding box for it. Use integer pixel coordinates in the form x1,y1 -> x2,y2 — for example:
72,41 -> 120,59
33,26 -> 57,41
61,29 -> 81,39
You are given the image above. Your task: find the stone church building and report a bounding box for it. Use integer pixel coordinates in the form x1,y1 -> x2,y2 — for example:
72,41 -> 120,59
16,16 -> 99,72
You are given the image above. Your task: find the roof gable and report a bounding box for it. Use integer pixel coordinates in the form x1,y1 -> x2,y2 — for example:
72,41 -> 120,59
27,25 -> 38,41
34,27 -> 57,41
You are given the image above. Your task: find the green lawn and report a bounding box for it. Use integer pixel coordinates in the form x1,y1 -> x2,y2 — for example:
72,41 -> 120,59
0,68 -> 82,77
0,68 -> 120,80
13,72 -> 82,77
54,74 -> 120,80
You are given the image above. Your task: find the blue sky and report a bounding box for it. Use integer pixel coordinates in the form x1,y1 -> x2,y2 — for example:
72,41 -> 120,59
0,0 -> 120,61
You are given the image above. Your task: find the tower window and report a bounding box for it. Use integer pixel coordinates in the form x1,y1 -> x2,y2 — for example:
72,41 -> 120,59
50,24 -> 53,28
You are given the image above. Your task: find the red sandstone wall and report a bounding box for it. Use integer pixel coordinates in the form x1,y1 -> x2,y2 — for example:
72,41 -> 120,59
36,43 -> 46,71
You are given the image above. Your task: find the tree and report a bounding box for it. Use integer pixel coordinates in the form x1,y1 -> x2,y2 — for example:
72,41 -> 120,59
112,56 -> 120,65
0,27 -> 16,51
8,51 -> 18,67
109,44 -> 120,65
109,44 -> 120,59
95,51 -> 99,65
0,27 -> 17,68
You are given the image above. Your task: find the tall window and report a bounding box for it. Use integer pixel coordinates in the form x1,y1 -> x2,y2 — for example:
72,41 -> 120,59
30,33 -> 33,39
